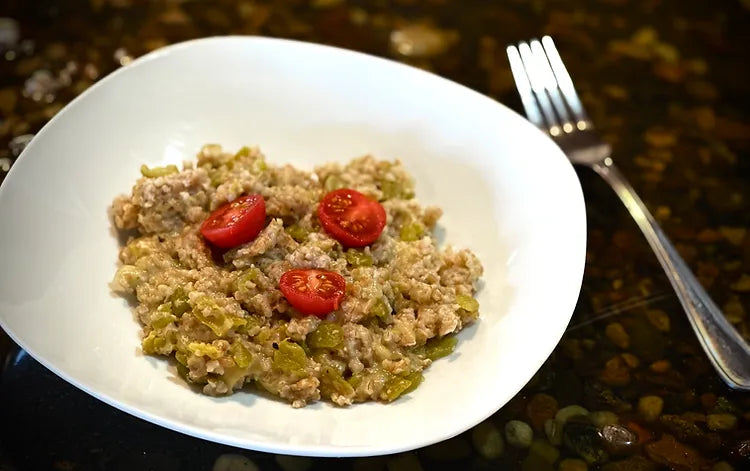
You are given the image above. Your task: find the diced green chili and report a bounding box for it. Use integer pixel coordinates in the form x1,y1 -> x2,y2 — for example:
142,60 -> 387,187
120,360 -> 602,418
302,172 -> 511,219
175,351 -> 188,366
252,158 -> 268,173
187,341 -> 223,359
208,168 -> 228,187
308,323 -> 344,349
231,341 -> 252,369
456,294 -> 479,313
169,287 -> 190,317
152,311 -> 177,329
235,267 -> 261,290
371,299 -> 392,320
113,265 -> 144,291
320,366 -> 355,398
193,297 -> 233,337
401,371 -> 424,395
324,174 -> 345,192
272,340 -> 307,374
235,315 -> 261,335
345,249 -> 373,267
383,376 -> 413,402
140,164 -> 178,178
235,146 -> 251,158
126,241 -> 151,259
347,373 -> 364,389
141,331 -> 158,354
380,178 -> 415,200
285,224 -> 309,243
380,180 -> 400,200
399,222 -> 425,241
423,335 -> 458,361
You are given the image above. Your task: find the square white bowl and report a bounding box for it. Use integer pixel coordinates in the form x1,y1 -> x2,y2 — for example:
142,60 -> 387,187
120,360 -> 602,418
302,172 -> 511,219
0,36 -> 586,456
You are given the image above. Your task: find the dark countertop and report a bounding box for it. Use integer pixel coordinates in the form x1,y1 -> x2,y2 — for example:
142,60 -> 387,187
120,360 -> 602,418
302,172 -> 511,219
1,1 -> 749,470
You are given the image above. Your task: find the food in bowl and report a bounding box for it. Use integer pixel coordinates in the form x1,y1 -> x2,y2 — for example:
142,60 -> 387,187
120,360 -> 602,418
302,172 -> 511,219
110,144 -> 483,407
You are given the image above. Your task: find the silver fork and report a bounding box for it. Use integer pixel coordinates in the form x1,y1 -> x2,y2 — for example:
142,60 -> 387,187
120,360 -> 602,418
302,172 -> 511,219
507,36 -> 750,391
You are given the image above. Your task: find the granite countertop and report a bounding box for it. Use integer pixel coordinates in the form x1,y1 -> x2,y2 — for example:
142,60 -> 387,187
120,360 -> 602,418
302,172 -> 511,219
1,1 -> 749,470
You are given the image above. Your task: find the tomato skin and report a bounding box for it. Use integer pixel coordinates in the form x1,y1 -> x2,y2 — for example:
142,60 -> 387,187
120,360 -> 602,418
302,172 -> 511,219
200,194 -> 266,249
279,269 -> 346,317
317,189 -> 386,248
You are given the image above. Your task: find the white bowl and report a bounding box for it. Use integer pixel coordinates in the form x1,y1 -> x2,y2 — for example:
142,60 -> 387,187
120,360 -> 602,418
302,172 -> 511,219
0,37 -> 585,457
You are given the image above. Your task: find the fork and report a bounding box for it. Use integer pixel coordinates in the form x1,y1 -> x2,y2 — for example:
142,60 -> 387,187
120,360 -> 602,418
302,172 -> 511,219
507,36 -> 750,391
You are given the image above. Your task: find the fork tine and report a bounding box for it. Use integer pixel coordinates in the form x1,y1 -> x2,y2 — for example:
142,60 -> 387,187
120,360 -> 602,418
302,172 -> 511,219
506,44 -> 544,129
528,39 -> 575,134
541,36 -> 591,130
517,41 -> 561,136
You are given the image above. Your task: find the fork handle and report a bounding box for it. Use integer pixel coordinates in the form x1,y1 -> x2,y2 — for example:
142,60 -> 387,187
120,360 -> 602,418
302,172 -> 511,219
592,159 -> 750,390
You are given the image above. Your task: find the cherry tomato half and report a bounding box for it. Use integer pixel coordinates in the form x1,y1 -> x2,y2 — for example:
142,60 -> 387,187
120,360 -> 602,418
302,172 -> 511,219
279,269 -> 346,317
200,194 -> 266,249
317,188 -> 386,248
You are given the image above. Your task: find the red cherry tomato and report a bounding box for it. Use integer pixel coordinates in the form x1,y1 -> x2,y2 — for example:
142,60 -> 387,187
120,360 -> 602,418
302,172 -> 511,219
200,194 -> 266,249
317,188 -> 386,248
279,269 -> 346,317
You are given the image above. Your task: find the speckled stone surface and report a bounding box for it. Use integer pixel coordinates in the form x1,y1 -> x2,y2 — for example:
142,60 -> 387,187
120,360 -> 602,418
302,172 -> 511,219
1,1 -> 748,469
